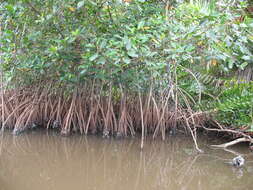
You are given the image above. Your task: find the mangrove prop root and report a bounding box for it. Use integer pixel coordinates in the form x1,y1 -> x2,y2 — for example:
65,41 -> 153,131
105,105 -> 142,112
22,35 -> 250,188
0,85 -> 227,151
138,92 -> 144,149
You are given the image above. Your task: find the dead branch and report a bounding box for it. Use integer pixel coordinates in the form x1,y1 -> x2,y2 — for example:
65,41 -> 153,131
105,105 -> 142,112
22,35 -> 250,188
202,125 -> 252,139
211,137 -> 252,148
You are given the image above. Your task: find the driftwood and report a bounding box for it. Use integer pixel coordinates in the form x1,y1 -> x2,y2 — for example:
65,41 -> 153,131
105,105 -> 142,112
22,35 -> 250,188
211,137 -> 252,148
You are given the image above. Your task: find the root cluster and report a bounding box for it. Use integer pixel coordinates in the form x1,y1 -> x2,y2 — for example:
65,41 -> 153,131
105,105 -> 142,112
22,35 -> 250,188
0,82 -> 206,151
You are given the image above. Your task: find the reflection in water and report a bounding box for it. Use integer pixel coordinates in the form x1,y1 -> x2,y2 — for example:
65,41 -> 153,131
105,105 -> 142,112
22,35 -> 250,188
0,130 -> 252,190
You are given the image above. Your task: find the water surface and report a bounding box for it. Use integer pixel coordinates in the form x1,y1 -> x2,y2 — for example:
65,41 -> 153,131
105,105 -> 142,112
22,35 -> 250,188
0,130 -> 252,190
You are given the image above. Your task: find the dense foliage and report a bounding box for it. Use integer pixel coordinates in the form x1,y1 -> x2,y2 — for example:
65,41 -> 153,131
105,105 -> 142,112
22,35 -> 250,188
0,0 -> 252,135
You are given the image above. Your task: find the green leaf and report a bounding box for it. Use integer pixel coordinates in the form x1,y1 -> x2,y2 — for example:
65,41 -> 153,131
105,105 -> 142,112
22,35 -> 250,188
49,46 -> 58,53
137,21 -> 145,30
97,57 -> 106,65
46,14 -> 53,20
228,60 -> 234,69
123,36 -> 132,51
123,58 -> 131,64
88,0 -> 97,6
239,62 -> 248,70
241,55 -> 251,61
185,45 -> 195,52
5,4 -> 14,14
77,1 -> 85,9
71,29 -> 80,36
89,53 -> 99,61
127,50 -> 138,58
100,39 -> 107,49
206,31 -> 217,42
80,69 -> 87,75
126,41 -> 131,51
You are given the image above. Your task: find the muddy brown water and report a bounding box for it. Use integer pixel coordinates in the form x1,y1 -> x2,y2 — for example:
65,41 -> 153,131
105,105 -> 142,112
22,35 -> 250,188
0,130 -> 252,190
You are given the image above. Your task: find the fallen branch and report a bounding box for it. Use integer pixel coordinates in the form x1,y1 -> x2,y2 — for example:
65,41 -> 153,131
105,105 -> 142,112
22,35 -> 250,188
211,137 -> 252,148
202,125 -> 249,137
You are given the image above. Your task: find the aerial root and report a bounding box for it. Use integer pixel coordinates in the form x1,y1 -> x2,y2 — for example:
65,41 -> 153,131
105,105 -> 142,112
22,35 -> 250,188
0,84 -> 209,151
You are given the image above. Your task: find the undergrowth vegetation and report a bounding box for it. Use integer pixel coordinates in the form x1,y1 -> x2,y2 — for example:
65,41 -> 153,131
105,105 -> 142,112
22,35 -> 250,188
0,0 -> 252,149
